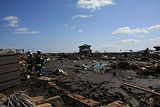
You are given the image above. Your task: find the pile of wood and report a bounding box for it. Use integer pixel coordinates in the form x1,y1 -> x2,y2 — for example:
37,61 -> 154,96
0,54 -> 21,91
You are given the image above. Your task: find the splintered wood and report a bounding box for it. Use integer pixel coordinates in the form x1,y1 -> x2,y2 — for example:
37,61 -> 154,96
101,100 -> 130,107
123,83 -> 160,96
39,77 -> 132,107
67,93 -> 100,107
39,77 -> 100,107
48,81 -> 100,106
36,103 -> 51,107
38,77 -> 55,81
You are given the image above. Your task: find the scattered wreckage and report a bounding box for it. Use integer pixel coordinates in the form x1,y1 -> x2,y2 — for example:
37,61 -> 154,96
1,52 -> 160,106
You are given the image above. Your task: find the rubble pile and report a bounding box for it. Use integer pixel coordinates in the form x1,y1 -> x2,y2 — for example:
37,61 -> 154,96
0,90 -> 36,107
110,61 -> 139,70
1,52 -> 160,106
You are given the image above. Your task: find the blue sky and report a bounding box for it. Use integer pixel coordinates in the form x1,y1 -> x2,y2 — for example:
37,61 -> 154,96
0,0 -> 160,53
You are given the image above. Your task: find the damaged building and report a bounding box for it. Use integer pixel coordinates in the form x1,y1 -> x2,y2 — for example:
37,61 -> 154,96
79,44 -> 92,55
154,45 -> 160,51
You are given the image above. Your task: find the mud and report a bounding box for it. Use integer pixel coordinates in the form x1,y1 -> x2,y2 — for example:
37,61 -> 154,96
41,56 -> 160,106
1,53 -> 160,106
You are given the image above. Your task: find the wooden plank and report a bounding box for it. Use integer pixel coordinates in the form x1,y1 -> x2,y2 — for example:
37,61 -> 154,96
48,82 -> 62,91
38,96 -> 61,105
41,77 -> 100,106
48,80 -> 100,107
0,55 -> 18,61
0,71 -> 20,83
101,100 -> 130,107
38,77 -> 55,81
0,54 -> 19,66
36,103 -> 51,107
66,93 -> 100,107
32,96 -> 44,103
0,78 -> 21,91
0,63 -> 20,74
123,83 -> 160,96
0,58 -> 18,66
0,54 -> 17,57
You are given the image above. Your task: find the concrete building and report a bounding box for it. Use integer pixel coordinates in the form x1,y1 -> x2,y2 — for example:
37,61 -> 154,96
79,44 -> 92,55
153,46 -> 160,51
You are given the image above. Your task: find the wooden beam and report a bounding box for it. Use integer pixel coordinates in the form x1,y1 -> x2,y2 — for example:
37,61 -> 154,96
0,70 -> 20,83
0,54 -> 17,57
101,100 -> 129,107
123,83 -> 160,96
38,77 -> 55,81
39,77 -> 100,107
0,62 -> 20,75
38,96 -> 61,105
66,93 -> 100,107
36,103 -> 51,107
0,56 -> 18,65
0,78 -> 21,91
48,82 -> 63,91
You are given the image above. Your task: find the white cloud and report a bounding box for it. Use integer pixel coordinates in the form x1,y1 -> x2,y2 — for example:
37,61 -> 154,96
97,37 -> 160,52
78,29 -> 83,32
112,27 -> 149,35
121,39 -> 142,43
72,15 -> 93,19
113,24 -> 160,35
2,16 -> 19,27
77,0 -> 115,11
16,28 -> 28,31
15,27 -> 40,34
2,16 -> 40,34
100,44 -> 115,47
64,24 -> 76,30
147,25 -> 160,30
64,24 -> 83,32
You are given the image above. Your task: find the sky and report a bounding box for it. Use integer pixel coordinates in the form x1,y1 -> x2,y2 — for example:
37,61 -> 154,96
0,0 -> 160,53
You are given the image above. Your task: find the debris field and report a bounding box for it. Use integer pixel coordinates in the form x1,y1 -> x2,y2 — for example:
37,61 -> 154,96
1,52 -> 160,107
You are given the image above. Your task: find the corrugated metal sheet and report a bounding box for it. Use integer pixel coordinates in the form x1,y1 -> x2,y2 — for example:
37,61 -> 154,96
0,54 -> 21,91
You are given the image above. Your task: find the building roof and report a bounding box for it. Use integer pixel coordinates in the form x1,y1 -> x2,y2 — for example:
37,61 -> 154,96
79,44 -> 91,47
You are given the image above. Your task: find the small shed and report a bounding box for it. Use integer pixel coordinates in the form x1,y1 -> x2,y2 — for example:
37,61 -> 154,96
153,46 -> 160,51
0,54 -> 21,91
79,44 -> 92,55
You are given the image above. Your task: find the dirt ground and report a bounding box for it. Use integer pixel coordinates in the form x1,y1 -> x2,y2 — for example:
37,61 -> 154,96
1,53 -> 160,107
41,56 -> 160,107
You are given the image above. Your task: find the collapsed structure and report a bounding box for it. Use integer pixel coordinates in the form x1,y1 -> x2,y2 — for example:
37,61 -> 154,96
79,44 -> 92,55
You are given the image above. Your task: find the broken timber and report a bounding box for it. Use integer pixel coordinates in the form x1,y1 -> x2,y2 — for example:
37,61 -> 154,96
0,54 -> 21,91
123,83 -> 160,96
101,100 -> 130,107
37,96 -> 61,105
36,103 -> 51,107
38,77 -> 100,107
